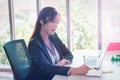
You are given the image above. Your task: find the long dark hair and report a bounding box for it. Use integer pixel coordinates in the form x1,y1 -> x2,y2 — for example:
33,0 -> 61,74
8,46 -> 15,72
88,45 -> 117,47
30,7 -> 59,39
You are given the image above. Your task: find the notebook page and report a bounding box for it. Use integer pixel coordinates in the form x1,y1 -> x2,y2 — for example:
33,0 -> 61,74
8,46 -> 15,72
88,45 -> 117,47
86,69 -> 102,77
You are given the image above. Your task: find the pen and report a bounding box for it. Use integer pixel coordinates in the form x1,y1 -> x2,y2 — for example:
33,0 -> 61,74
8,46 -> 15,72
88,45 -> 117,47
83,56 -> 85,64
103,71 -> 113,74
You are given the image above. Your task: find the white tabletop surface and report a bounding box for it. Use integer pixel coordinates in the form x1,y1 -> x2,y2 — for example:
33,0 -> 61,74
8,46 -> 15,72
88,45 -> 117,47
52,50 -> 120,80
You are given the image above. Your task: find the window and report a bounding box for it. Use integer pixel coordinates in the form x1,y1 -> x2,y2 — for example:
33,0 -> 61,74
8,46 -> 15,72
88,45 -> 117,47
0,0 -> 112,65
70,0 -> 98,50
14,0 -> 37,43
0,0 -> 10,64
102,0 -> 120,47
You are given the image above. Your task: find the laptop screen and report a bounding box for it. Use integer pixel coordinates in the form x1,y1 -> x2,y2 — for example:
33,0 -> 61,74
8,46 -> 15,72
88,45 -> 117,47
84,40 -> 109,69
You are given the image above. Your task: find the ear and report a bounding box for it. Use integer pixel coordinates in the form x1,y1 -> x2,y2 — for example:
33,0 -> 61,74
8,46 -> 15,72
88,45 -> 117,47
40,20 -> 44,24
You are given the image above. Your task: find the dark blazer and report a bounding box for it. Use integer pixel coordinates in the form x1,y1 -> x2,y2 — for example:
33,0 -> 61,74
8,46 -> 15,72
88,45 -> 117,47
28,33 -> 73,80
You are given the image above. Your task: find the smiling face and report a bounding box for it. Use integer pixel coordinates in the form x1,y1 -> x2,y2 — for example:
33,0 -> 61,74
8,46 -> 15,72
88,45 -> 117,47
42,14 -> 61,35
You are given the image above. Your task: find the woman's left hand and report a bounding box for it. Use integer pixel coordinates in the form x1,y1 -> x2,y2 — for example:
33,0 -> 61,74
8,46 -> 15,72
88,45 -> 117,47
56,59 -> 68,66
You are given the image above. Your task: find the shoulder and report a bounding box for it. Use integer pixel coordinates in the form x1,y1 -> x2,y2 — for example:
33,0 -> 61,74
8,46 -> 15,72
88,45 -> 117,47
28,37 -> 43,49
29,33 -> 45,47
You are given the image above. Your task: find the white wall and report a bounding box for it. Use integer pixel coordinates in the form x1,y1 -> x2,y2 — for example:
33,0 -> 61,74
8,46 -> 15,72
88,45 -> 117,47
102,0 -> 120,42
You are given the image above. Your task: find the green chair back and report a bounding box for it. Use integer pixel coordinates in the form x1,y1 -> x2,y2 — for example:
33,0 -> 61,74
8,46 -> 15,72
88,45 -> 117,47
3,39 -> 31,80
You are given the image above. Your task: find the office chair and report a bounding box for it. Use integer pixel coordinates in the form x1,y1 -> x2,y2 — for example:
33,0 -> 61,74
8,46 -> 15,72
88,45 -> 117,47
3,39 -> 32,80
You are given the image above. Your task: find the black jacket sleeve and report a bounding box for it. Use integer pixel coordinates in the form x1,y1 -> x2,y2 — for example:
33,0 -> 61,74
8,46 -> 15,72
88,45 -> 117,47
28,33 -> 73,76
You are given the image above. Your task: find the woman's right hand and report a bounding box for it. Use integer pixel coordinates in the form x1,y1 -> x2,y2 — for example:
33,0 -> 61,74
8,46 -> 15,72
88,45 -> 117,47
70,64 -> 91,75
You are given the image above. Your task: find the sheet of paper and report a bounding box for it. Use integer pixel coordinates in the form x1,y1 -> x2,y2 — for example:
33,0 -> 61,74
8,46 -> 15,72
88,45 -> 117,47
86,69 -> 102,77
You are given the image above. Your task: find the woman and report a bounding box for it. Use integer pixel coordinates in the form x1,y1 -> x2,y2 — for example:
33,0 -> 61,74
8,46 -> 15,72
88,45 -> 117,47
28,6 -> 90,80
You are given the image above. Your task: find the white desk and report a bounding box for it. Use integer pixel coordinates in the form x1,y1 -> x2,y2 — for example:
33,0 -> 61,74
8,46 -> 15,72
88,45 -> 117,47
52,50 -> 120,80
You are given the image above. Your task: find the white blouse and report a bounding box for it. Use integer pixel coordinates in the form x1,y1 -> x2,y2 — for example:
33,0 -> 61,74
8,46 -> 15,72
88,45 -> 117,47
46,43 -> 60,64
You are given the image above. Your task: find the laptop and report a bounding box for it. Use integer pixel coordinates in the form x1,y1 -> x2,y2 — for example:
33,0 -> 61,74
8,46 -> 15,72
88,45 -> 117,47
84,42 -> 109,77
84,42 -> 109,69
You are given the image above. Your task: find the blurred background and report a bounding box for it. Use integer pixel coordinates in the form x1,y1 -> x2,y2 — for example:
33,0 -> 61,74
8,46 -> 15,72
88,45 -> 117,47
0,1 -> 120,79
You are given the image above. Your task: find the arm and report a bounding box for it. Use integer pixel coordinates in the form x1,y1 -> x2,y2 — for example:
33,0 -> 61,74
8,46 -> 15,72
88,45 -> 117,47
49,33 -> 91,75
50,33 -> 73,64
28,38 -> 71,76
70,64 -> 91,75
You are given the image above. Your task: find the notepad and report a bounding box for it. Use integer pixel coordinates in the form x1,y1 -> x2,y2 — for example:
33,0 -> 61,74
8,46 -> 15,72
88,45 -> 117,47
86,69 -> 102,77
